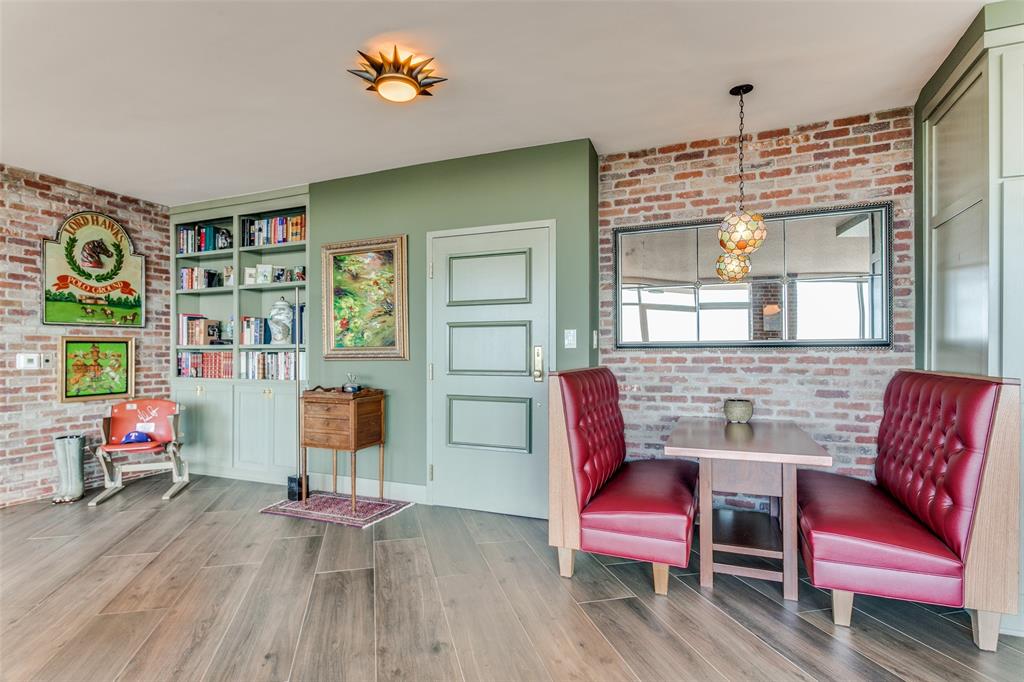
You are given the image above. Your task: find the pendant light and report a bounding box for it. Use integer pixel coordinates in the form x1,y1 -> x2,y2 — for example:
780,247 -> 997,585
717,84 -> 766,282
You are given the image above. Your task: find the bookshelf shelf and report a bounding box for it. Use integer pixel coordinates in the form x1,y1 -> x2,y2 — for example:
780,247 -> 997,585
175,248 -> 235,261
239,344 -> 307,351
239,282 -> 307,292
239,241 -> 307,255
175,344 -> 235,350
175,287 -> 233,295
171,191 -> 309,383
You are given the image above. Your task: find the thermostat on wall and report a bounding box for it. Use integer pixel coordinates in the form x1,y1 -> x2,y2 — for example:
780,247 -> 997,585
16,353 -> 41,370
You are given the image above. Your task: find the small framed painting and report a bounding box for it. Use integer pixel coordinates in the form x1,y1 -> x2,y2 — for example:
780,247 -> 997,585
60,336 -> 135,402
322,235 -> 408,360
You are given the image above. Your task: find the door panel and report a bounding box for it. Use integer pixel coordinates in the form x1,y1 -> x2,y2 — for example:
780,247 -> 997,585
448,395 -> 532,452
271,385 -> 298,470
448,250 -> 531,304
932,201 -> 988,373
430,226 -> 550,518
199,383 -> 234,467
448,322 -> 531,375
233,385 -> 273,470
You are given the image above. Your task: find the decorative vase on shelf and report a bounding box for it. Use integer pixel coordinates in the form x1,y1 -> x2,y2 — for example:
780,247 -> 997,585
723,398 -> 753,424
268,297 -> 294,345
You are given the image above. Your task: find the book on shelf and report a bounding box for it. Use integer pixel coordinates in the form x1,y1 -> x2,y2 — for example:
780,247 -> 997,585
177,223 -> 232,254
177,314 -> 222,345
178,266 -> 227,290
241,214 -> 306,247
240,304 -> 305,345
177,350 -> 233,379
239,350 -> 306,380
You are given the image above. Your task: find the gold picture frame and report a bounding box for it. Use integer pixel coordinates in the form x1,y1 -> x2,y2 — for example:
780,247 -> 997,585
321,235 -> 409,360
59,336 -> 136,403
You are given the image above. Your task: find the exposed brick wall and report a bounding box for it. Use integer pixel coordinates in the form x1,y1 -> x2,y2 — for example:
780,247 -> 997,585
1,165 -> 170,506
598,108 -> 914,509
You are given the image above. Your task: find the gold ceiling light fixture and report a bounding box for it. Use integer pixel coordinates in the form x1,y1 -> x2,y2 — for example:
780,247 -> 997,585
717,84 -> 766,282
348,46 -> 447,103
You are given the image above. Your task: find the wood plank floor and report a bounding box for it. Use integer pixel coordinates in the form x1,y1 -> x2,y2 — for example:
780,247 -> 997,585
2,476 -> 1022,682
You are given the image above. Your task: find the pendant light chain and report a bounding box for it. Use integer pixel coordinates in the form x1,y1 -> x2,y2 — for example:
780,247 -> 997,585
737,92 -> 745,211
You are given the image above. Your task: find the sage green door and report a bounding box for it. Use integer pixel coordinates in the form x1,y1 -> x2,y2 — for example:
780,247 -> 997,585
429,224 -> 551,518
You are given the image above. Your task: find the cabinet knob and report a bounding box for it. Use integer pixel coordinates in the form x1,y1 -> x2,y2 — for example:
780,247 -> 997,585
196,386 -> 204,395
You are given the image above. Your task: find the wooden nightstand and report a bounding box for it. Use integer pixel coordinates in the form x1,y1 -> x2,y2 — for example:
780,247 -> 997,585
299,387 -> 386,511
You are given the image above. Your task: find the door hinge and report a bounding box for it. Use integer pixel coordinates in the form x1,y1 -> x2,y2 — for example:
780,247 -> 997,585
428,261 -> 434,279
427,363 -> 434,381
429,464 -> 434,481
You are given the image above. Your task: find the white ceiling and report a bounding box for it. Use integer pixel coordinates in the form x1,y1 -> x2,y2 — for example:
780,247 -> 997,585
1,0 -> 983,206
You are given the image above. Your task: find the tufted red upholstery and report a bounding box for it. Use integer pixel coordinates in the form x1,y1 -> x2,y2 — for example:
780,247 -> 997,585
874,371 -> 999,559
557,367 -> 699,568
558,368 -> 627,512
798,469 -> 964,605
798,369 -> 1002,607
581,459 -> 699,566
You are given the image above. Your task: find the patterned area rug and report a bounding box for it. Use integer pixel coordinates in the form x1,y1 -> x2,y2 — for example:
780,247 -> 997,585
260,491 -> 413,529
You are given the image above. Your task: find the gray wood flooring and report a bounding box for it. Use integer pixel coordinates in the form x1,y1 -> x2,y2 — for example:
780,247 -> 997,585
2,475 -> 1022,682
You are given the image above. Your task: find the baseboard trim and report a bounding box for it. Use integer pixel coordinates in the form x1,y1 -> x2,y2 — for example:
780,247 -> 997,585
307,472 -> 427,504
188,464 -> 427,504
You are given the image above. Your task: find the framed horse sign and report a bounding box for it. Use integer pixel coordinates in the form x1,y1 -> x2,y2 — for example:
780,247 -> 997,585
42,211 -> 146,327
59,336 -> 135,403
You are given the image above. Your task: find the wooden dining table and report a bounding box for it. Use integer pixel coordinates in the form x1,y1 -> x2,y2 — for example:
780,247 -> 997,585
664,418 -> 832,600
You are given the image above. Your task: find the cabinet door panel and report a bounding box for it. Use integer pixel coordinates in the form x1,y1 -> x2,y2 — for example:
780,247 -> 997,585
1002,46 -> 1024,178
170,384 -> 204,464
199,383 -> 234,469
233,385 -> 274,471
271,386 -> 298,470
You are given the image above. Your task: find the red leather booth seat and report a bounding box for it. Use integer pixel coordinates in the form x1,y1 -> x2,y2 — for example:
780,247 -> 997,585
797,370 -> 1001,607
559,367 -> 698,567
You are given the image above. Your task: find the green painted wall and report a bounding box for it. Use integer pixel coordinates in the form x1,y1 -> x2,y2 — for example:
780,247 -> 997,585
913,1 -> 1024,366
308,139 -> 598,486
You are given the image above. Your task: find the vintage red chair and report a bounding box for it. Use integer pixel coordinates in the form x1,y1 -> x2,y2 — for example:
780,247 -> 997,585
797,370 -> 1020,650
89,398 -> 189,506
548,367 -> 699,594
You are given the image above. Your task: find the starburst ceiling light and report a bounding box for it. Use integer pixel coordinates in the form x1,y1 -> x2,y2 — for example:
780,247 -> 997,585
348,46 -> 447,103
717,84 -> 766,282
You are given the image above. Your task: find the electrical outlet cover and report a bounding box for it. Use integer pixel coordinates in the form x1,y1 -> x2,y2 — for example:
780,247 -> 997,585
563,329 -> 577,349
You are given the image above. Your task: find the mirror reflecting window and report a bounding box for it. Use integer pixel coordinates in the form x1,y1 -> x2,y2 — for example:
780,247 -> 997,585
614,203 -> 891,347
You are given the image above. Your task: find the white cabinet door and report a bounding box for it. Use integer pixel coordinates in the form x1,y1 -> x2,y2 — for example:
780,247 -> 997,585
271,385 -> 298,473
1002,45 -> 1024,178
233,384 -> 274,473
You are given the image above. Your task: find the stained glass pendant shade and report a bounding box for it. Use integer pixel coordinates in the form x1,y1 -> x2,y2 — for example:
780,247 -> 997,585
717,84 -> 766,281
715,253 -> 751,282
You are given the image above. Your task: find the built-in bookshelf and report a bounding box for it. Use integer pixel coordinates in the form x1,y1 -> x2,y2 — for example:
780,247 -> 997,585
169,190 -> 309,383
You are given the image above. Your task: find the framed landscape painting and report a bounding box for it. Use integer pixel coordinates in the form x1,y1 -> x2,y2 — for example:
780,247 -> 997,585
322,235 -> 409,360
59,337 -> 135,402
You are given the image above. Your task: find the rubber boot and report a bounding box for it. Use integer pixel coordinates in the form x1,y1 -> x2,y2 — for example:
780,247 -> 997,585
64,436 -> 85,502
52,437 -> 67,503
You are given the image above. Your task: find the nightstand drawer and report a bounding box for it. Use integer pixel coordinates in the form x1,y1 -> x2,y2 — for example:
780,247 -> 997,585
303,416 -> 349,434
302,429 -> 351,449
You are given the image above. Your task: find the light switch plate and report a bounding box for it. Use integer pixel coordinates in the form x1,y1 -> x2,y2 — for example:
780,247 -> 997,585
593,330 -> 599,349
563,329 -> 577,349
16,353 -> 41,370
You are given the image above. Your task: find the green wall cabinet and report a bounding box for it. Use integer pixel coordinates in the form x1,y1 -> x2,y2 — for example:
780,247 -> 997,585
170,380 -> 234,474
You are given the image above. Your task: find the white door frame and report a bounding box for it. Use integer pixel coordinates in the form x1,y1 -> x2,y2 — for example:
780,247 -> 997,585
424,219 -> 557,506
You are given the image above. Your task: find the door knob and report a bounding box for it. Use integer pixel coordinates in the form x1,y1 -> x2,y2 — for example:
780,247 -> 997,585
533,345 -> 544,382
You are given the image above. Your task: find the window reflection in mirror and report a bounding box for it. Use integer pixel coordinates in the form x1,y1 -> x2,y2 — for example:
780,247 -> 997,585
615,204 -> 891,347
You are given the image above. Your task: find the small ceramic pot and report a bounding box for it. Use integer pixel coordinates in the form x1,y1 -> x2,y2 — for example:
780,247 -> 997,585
724,398 -> 753,424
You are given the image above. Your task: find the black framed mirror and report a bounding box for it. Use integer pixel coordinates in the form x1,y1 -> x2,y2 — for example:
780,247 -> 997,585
613,202 -> 893,348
